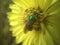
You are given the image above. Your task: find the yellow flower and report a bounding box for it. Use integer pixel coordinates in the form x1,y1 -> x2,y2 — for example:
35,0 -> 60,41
7,0 -> 60,45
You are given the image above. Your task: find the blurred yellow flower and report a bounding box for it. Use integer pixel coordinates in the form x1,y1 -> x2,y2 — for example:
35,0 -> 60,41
7,0 -> 60,45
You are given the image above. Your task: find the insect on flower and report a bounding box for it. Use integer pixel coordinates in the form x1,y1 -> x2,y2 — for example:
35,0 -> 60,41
7,0 -> 60,45
24,8 -> 43,33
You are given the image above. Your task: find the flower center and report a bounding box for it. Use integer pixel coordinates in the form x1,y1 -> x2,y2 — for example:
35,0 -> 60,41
24,7 -> 45,33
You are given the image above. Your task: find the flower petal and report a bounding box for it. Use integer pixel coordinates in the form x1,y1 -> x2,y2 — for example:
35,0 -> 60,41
44,0 -> 57,11
12,0 -> 36,9
16,32 -> 26,43
44,11 -> 60,45
33,31 -> 41,45
12,25 -> 24,36
9,4 -> 22,13
38,0 -> 46,10
22,31 -> 35,45
45,31 -> 55,45
47,0 -> 60,14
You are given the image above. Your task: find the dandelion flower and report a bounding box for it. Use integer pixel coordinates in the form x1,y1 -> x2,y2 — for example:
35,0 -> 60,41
7,0 -> 60,45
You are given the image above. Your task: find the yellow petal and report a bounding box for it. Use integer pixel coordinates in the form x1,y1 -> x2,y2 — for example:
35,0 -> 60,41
22,31 -> 35,45
45,30 -> 54,45
16,33 -> 26,43
12,25 -> 24,36
38,0 -> 46,10
44,0 -> 57,11
9,4 -> 22,13
47,0 -> 60,14
12,0 -> 36,9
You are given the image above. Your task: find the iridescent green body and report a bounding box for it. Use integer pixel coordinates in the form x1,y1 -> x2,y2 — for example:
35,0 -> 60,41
24,11 -> 41,32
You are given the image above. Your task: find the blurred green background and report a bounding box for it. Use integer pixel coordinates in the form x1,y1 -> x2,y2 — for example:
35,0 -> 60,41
0,0 -> 16,45
0,0 -> 22,45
